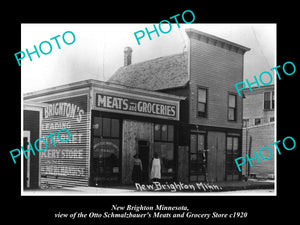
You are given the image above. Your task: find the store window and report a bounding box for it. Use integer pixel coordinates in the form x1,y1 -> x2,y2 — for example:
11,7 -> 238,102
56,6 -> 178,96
197,87 -> 207,117
189,133 -> 207,182
154,124 -> 174,179
228,94 -> 237,121
91,114 -> 121,185
226,136 -> 240,180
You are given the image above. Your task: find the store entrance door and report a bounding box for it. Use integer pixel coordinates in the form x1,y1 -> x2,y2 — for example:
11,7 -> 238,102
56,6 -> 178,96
207,131 -> 226,182
138,140 -> 150,183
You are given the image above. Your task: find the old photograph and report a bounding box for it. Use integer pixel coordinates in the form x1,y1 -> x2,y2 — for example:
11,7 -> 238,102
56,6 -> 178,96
20,23 -> 276,195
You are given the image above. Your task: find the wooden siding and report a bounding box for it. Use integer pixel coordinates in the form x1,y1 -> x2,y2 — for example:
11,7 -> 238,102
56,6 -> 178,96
242,123 -> 275,178
40,95 -> 90,187
122,120 -> 154,184
243,86 -> 275,126
189,38 -> 244,129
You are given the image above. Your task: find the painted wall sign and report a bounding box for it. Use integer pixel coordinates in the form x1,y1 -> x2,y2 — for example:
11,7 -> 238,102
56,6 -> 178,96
10,128 -> 71,164
40,95 -> 89,184
40,148 -> 86,177
95,93 -> 178,120
43,102 -> 85,122
42,165 -> 85,177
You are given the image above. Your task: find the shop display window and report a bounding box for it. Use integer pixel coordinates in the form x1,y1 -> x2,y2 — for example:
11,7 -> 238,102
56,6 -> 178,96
91,115 -> 121,185
154,124 -> 174,178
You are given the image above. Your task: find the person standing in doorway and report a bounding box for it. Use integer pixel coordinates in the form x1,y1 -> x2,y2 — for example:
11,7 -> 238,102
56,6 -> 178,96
150,152 -> 161,182
132,154 -> 143,184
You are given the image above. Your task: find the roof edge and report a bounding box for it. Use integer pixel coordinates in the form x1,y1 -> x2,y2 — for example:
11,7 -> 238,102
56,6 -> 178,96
155,81 -> 189,91
185,28 -> 251,54
24,79 -> 186,101
243,84 -> 274,92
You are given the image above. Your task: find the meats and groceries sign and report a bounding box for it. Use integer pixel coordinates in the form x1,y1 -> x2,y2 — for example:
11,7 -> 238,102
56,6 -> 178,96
95,93 -> 179,120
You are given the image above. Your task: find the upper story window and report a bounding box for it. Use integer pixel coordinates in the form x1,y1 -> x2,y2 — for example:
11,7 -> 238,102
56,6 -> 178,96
197,87 -> 207,117
254,118 -> 261,125
243,119 -> 249,127
264,91 -> 274,110
228,94 -> 237,121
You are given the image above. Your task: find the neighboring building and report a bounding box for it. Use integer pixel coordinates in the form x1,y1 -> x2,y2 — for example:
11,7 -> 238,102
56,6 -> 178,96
242,85 -> 275,179
23,101 -> 48,189
110,28 -> 250,182
24,28 -> 251,188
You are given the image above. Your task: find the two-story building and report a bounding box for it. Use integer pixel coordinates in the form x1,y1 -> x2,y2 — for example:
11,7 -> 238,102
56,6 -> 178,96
24,28 -> 250,188
109,28 -> 250,182
242,84 -> 275,179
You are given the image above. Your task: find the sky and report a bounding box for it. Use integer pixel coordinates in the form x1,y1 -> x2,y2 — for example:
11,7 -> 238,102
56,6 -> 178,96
21,23 -> 276,93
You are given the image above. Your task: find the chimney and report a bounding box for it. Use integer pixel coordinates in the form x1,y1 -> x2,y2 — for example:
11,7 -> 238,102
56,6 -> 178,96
124,46 -> 132,66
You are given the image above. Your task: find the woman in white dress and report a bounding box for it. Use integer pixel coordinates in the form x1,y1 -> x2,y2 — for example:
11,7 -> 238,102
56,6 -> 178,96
150,152 -> 161,181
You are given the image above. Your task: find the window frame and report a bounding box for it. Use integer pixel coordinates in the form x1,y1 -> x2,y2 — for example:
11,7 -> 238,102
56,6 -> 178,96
225,135 -> 241,177
243,118 -> 249,127
154,123 -> 174,142
228,93 -> 237,121
254,118 -> 261,126
189,132 -> 207,181
271,91 -> 275,109
94,116 -> 120,139
197,86 -> 208,118
154,123 -> 175,178
264,91 -> 275,110
90,112 -> 122,185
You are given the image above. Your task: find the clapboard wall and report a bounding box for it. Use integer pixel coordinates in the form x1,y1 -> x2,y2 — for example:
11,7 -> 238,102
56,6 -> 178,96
242,123 -> 275,178
36,93 -> 91,187
187,29 -> 247,130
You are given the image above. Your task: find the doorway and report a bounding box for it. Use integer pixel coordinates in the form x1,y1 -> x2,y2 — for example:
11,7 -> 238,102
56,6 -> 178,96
138,140 -> 150,182
23,131 -> 30,189
207,131 -> 226,182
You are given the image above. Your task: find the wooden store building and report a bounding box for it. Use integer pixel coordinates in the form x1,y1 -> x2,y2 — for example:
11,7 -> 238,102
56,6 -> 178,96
24,28 -> 250,187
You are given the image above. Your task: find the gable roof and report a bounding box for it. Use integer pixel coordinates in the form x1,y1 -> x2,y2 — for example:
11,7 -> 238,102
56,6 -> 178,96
108,52 -> 189,91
